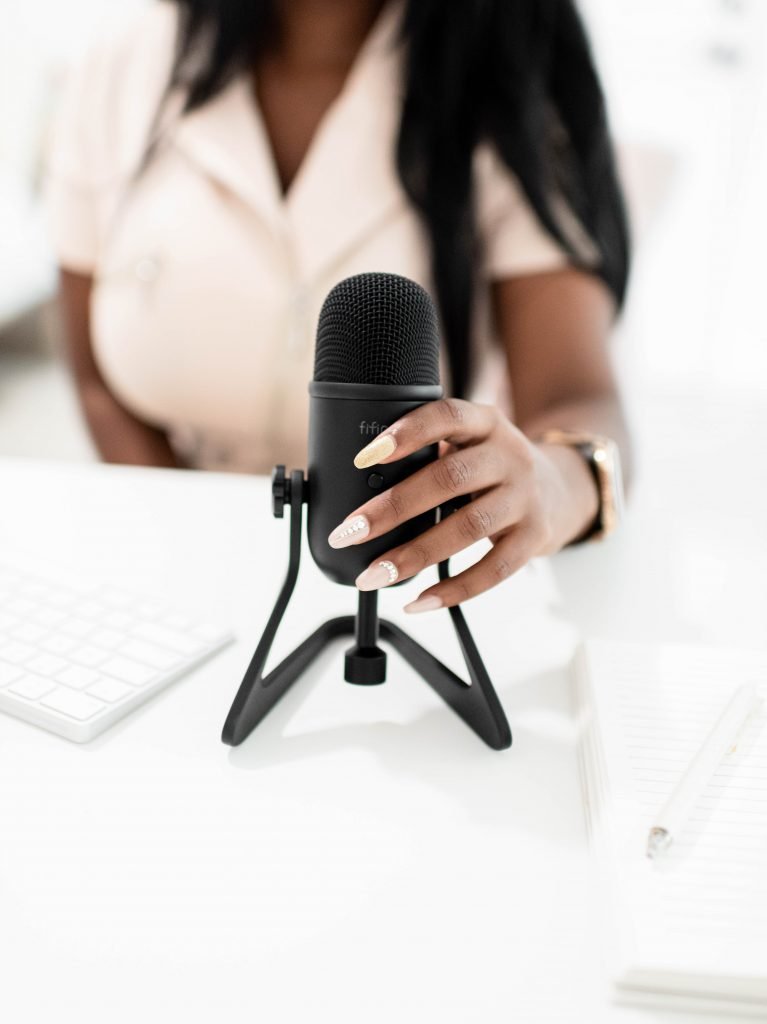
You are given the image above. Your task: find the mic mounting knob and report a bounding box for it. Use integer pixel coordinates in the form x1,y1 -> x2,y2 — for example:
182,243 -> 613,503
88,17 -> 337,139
271,464 -> 289,518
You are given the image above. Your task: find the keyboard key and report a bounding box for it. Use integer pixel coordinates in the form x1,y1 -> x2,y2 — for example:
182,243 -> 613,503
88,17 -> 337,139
74,600 -> 104,620
88,627 -> 124,650
0,661 -> 23,687
193,622 -> 228,644
132,622 -> 203,656
40,633 -> 79,656
26,653 -> 69,677
104,611 -> 134,630
0,640 -> 36,664
118,638 -> 181,671
138,603 -> 163,618
97,587 -> 134,609
39,687 -> 104,721
100,655 -> 157,687
45,589 -> 77,609
58,616 -> 94,639
6,597 -> 36,617
32,607 -> 67,628
9,674 -> 56,700
163,613 -> 191,631
56,665 -> 100,691
12,621 -> 48,644
87,678 -> 133,703
70,645 -> 110,668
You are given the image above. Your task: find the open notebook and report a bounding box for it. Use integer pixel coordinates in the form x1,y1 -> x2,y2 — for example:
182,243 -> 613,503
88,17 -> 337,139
574,640 -> 767,1017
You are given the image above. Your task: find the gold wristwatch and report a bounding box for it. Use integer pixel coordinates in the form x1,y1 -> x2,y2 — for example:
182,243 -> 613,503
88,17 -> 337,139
535,429 -> 624,542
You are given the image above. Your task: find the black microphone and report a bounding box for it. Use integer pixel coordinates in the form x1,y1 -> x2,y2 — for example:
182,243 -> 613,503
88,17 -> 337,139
221,271 -> 512,750
307,272 -> 444,586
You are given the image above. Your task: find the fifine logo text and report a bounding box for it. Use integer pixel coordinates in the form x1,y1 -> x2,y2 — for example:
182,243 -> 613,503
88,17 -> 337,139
359,421 -> 389,436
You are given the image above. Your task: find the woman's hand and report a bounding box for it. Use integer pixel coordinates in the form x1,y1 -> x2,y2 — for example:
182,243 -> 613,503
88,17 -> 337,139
326,398 -> 600,612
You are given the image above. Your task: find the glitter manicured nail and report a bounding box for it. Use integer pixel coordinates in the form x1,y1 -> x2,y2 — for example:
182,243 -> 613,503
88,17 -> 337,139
353,433 -> 397,470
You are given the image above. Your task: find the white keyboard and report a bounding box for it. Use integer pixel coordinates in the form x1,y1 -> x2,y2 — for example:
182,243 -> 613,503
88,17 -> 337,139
0,560 -> 233,742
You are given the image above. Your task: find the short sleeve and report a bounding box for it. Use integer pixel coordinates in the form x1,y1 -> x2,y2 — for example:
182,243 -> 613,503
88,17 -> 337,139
474,143 -> 600,281
42,5 -> 177,274
43,173 -> 99,275
42,42 -> 116,274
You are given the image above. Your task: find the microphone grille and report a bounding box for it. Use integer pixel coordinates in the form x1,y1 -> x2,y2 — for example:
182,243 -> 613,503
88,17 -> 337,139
314,273 -> 440,386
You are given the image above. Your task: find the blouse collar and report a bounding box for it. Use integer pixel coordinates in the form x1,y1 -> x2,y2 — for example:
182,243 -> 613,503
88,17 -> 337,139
170,0 -> 407,283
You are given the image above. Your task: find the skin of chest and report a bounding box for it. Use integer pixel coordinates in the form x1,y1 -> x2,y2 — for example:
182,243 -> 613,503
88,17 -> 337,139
254,62 -> 351,195
251,0 -> 387,196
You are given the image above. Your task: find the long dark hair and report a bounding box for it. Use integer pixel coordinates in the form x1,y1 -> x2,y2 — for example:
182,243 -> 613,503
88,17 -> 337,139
165,0 -> 630,398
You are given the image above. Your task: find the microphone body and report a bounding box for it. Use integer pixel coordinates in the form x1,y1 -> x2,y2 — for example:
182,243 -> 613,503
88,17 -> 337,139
221,271 -> 513,752
307,381 -> 442,585
306,272 -> 444,587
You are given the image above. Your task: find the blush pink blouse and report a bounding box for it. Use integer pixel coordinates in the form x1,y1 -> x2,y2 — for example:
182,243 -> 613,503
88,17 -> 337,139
45,1 -> 594,474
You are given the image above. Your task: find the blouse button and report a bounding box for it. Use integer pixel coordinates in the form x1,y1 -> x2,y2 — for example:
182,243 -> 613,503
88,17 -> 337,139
134,256 -> 161,284
288,285 -> 311,352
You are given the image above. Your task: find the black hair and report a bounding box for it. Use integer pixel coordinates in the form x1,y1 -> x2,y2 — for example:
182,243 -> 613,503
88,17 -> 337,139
165,0 -> 630,397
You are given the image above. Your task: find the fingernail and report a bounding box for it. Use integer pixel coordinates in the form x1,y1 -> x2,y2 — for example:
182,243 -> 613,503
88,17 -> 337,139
355,559 -> 399,591
354,433 -> 397,470
403,595 -> 443,614
328,515 -> 370,549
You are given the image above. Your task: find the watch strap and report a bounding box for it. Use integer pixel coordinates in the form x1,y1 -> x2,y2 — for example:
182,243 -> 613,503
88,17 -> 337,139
534,428 -> 623,543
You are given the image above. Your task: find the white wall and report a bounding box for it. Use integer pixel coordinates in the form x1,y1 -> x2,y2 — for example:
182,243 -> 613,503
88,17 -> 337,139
580,0 -> 767,391
1,0 -> 148,181
0,1 -> 148,325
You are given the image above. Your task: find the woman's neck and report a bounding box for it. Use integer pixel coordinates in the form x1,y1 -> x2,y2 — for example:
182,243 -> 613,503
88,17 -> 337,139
273,0 -> 387,71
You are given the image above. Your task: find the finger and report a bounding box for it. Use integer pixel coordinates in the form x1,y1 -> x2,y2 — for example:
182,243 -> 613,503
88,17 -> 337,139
353,398 -> 497,469
328,442 -> 507,549
401,523 -> 540,610
353,486 -> 520,588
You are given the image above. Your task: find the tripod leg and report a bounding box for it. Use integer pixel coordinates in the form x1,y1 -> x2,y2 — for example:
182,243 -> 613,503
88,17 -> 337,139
379,559 -> 511,750
223,616 -> 355,746
222,470 -> 354,746
223,484 -> 510,750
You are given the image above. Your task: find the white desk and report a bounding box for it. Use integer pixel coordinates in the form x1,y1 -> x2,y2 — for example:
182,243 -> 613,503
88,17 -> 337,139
0,444 -> 763,1024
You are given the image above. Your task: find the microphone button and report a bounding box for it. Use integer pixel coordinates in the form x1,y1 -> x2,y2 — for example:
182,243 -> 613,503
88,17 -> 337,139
367,473 -> 385,490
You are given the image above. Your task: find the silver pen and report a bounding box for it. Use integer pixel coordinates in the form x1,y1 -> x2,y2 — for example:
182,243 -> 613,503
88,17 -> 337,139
646,683 -> 760,859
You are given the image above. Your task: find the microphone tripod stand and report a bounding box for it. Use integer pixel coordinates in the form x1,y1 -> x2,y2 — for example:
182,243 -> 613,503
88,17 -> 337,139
221,467 -> 512,750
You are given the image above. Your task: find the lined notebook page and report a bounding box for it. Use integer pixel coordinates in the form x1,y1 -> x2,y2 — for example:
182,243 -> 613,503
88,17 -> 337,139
579,642 -> 767,999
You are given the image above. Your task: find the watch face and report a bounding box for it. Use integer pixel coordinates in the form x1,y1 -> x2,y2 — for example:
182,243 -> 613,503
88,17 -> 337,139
594,438 -> 624,536
534,429 -> 624,540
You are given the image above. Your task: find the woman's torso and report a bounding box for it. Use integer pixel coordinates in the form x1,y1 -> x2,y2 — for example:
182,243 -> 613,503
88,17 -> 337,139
47,1 -> 576,474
